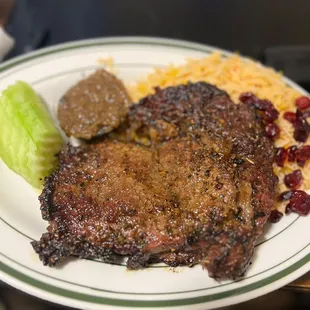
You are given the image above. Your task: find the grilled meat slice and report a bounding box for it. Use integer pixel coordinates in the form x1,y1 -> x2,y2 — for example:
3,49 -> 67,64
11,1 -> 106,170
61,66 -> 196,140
32,82 -> 277,279
58,69 -> 132,140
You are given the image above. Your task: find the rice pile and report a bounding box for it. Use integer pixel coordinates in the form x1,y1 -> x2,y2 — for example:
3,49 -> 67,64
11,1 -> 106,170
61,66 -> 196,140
128,52 -> 310,195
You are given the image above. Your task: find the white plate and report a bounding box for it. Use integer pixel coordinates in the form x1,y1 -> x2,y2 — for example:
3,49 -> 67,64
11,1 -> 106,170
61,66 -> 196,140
0,37 -> 309,310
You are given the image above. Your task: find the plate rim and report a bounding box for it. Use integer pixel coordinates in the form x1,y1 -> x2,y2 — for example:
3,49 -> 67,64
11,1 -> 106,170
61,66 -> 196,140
1,36 -> 310,309
0,36 -> 233,73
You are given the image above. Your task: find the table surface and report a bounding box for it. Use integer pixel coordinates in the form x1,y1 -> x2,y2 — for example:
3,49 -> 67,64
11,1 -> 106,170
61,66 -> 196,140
288,272 -> 310,291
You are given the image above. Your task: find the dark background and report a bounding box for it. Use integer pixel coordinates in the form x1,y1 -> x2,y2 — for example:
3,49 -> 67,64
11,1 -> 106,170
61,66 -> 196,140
6,0 -> 310,58
5,0 -> 310,88
2,0 -> 310,309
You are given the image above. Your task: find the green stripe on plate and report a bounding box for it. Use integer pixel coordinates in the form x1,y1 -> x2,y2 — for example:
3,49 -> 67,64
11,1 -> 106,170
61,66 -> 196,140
1,249 -> 310,307
0,37 -> 231,74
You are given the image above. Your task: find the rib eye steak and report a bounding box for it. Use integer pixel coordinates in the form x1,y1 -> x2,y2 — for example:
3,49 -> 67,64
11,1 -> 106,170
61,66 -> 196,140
32,82 -> 277,279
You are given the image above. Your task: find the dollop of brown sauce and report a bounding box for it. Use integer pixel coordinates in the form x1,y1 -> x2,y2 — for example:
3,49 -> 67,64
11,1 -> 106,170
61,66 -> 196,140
58,69 -> 132,140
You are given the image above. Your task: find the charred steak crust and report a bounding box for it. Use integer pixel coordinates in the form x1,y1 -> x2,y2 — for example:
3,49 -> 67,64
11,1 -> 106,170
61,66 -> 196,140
32,82 -> 277,279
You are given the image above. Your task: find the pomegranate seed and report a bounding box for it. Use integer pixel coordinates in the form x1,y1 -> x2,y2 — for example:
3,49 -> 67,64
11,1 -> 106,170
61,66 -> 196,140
239,92 -> 258,105
296,96 -> 310,110
283,112 -> 296,123
293,109 -> 310,142
254,100 -> 279,121
261,108 -> 279,123
285,190 -> 310,216
285,205 -> 292,214
284,170 -> 303,189
254,99 -> 271,110
275,147 -> 287,167
265,123 -> 280,139
240,93 -> 279,122
295,145 -> 310,167
269,210 -> 283,223
287,145 -> 298,162
278,190 -> 293,201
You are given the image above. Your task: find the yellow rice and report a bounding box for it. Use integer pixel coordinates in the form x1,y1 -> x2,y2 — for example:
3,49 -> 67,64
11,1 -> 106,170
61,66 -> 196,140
128,52 -> 310,196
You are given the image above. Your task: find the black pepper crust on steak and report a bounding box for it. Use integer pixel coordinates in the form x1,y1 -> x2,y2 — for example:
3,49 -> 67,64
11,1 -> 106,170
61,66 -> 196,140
32,82 -> 278,279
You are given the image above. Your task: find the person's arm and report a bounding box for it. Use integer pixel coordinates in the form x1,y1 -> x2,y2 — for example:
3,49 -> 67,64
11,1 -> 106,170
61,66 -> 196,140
0,0 -> 15,61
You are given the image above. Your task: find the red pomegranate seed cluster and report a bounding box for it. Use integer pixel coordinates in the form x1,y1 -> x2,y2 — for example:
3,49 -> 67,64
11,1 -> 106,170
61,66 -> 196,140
275,147 -> 287,167
284,169 -> 302,189
283,112 -> 296,123
239,92 -> 279,139
240,94 -> 310,223
295,145 -> 310,167
278,190 -> 310,216
275,145 -> 310,168
265,123 -> 280,139
296,96 -> 310,110
283,96 -> 310,142
287,146 -> 298,162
